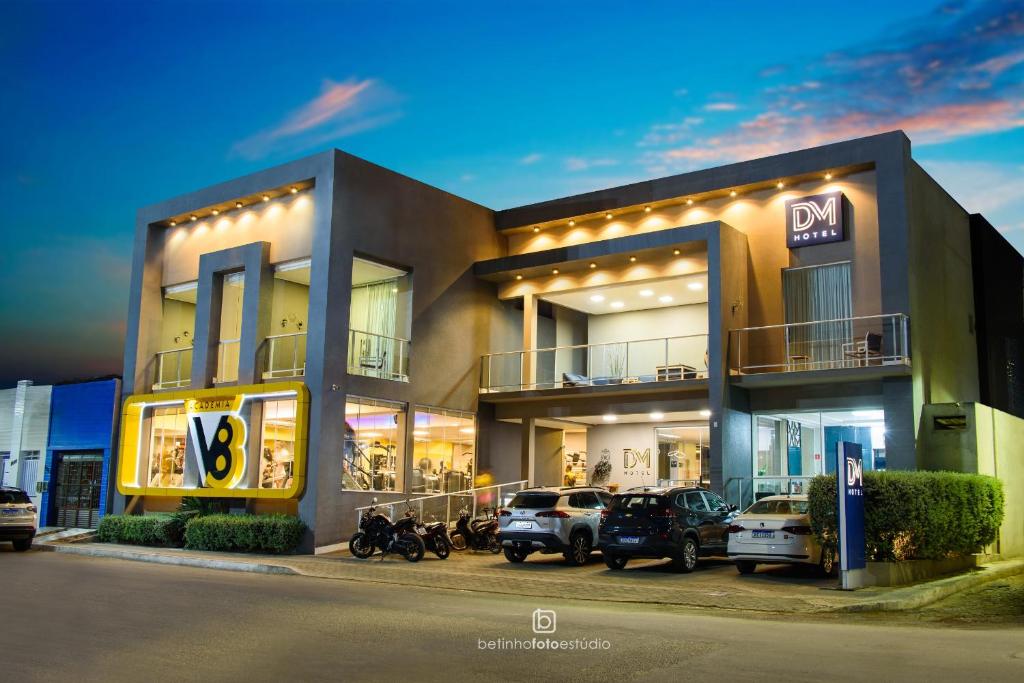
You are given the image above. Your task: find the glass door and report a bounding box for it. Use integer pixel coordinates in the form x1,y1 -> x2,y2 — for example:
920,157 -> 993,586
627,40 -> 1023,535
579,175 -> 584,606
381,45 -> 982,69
655,426 -> 710,487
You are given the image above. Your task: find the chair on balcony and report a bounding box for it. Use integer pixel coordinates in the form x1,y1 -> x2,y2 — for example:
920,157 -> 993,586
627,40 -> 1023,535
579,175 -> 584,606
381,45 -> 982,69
843,332 -> 883,366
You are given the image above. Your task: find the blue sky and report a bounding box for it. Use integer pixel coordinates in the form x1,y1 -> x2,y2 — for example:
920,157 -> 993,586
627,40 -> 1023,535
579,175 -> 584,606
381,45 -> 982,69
1,0 -> 1022,386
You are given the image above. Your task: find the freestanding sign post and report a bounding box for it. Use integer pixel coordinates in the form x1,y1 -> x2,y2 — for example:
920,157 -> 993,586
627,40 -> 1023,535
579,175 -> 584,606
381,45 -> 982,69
836,441 -> 866,589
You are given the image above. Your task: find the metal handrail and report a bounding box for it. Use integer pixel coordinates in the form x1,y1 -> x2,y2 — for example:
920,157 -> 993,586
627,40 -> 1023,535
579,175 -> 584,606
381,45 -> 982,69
262,331 -> 307,379
152,347 -> 192,390
348,329 -> 410,382
729,313 -> 909,333
352,480 -> 528,530
480,332 -> 708,360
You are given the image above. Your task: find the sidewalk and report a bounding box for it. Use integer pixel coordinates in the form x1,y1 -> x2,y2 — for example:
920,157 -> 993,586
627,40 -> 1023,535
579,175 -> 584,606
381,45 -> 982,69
37,539 -> 1024,614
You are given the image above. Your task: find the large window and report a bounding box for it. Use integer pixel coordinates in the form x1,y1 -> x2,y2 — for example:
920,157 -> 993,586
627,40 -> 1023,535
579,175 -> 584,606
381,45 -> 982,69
259,399 -> 297,489
216,272 -> 245,383
656,426 -> 709,486
264,260 -> 310,379
411,407 -> 475,494
783,262 -> 853,367
343,397 -> 406,492
348,257 -> 412,381
148,406 -> 187,488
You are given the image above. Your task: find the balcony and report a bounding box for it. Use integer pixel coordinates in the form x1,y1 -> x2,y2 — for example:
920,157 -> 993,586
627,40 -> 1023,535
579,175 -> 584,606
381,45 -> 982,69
348,329 -> 410,382
261,332 -> 307,380
151,348 -> 192,391
729,313 -> 910,385
214,338 -> 240,384
480,334 -> 709,393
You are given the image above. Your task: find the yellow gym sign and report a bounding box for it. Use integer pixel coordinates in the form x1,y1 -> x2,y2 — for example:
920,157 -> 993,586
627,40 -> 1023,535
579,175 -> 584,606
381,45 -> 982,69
116,382 -> 309,500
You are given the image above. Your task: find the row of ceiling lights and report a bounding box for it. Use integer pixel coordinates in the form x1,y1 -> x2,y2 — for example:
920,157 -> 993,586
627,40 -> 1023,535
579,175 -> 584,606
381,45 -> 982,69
602,409 -> 712,422
168,186 -> 300,227
528,171 -> 837,234
588,280 -> 703,309
514,248 -> 686,281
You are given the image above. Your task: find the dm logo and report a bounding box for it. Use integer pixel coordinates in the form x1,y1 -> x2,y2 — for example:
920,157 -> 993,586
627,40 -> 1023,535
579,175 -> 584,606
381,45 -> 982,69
845,455 -> 863,488
786,191 -> 845,248
623,448 -> 651,470
186,396 -> 247,489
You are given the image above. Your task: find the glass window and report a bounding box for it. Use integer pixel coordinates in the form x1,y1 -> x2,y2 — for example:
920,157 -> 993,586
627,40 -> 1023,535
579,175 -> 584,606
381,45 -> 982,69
265,261 -> 310,379
259,399 -> 297,490
343,397 -> 405,492
611,494 -> 667,511
656,426 -> 710,486
216,272 -> 244,384
349,257 -> 412,382
508,492 -> 560,509
573,491 -> 603,509
411,407 -> 475,494
0,489 -> 31,504
683,491 -> 708,512
702,491 -> 729,512
148,406 -> 186,488
596,492 -> 612,508
745,499 -> 810,515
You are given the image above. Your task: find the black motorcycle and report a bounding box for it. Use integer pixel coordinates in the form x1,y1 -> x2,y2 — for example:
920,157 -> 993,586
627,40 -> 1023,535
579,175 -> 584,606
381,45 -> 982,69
349,499 -> 425,562
450,506 -> 501,553
415,514 -> 453,560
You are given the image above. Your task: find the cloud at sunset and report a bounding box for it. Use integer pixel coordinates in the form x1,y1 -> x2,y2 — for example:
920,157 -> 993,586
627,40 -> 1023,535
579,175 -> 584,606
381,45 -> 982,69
642,0 -> 1024,169
232,78 -> 400,159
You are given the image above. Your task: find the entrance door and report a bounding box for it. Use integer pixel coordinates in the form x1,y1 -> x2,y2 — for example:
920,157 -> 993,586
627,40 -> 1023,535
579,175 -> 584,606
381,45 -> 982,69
54,453 -> 104,529
17,452 -> 41,506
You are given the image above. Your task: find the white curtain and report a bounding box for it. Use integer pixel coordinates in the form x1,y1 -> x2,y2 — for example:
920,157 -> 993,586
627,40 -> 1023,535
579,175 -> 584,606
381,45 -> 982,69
783,263 -> 852,366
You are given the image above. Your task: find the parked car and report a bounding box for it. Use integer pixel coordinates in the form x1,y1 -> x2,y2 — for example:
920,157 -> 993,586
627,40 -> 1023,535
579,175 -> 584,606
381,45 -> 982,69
497,486 -> 612,565
726,494 -> 835,576
598,487 -> 736,572
0,487 -> 37,551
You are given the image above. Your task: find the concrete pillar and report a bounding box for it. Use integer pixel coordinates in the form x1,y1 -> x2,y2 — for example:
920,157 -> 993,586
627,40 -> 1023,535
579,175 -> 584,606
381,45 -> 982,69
522,293 -> 537,390
883,376 -> 916,469
520,418 -> 535,484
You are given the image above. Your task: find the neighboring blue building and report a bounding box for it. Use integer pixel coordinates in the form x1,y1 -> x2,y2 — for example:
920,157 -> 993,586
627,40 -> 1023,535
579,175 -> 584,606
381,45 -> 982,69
40,378 -> 121,528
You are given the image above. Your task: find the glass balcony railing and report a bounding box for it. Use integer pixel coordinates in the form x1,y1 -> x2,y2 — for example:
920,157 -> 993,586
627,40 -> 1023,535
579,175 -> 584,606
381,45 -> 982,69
480,334 -> 709,393
348,329 -> 410,382
214,338 -> 240,384
729,313 -> 910,375
152,348 -> 192,391
260,332 -> 307,379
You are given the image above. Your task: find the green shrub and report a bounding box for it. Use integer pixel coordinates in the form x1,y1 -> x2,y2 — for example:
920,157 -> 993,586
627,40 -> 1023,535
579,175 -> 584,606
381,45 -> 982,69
95,514 -> 181,547
184,514 -> 306,554
808,470 -> 1004,561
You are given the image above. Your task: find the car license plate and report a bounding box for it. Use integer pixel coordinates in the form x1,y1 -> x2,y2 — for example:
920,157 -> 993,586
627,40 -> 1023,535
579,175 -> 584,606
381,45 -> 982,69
1,509 -> 19,516
752,530 -> 774,539
514,521 -> 532,529
619,536 -> 642,544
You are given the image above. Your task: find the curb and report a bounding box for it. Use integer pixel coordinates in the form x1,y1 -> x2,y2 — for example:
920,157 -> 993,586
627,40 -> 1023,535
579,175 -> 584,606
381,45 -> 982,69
830,559 -> 1024,612
38,542 -> 299,576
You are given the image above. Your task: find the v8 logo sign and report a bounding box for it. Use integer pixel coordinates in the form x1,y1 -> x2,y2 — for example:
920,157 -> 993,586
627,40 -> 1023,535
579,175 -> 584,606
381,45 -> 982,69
185,396 -> 247,489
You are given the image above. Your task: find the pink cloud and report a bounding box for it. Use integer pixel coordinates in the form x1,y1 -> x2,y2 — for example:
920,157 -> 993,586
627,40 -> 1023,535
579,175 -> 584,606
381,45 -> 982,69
232,78 -> 399,159
703,102 -> 738,112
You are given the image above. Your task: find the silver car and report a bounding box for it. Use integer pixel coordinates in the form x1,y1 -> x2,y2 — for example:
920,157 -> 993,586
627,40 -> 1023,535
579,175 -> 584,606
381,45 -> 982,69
0,487 -> 38,551
498,486 -> 611,565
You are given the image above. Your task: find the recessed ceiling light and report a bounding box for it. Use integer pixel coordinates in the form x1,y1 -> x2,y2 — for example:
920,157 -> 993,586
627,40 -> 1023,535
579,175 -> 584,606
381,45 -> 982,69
699,409 -> 712,418
533,226 -> 540,233
776,181 -> 785,189
673,249 -> 681,255
515,274 -> 523,281
687,282 -> 704,291
552,268 -> 559,275
629,256 -> 637,263
659,295 -> 674,303
589,262 -> 597,269
686,199 -> 694,205
459,427 -> 475,435
169,220 -> 177,227
413,430 -> 429,437
568,219 -> 576,226
639,289 -> 654,297
262,194 -> 270,202
650,411 -> 665,420
605,212 -> 613,220
825,172 -> 833,180
729,190 -> 737,197
235,201 -> 243,209
610,301 -> 625,309
211,209 -> 220,216
602,414 -> 618,422
190,215 -> 197,222
644,206 -> 652,213
290,187 -> 298,194
590,294 -> 605,303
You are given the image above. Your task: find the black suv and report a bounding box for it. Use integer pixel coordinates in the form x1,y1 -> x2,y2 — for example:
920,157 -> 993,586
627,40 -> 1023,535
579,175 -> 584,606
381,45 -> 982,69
598,487 -> 737,572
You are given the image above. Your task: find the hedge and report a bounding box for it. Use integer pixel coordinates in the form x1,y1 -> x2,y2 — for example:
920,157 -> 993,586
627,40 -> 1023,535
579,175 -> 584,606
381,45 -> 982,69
807,470 -> 1004,561
96,514 -> 183,547
183,514 -> 306,554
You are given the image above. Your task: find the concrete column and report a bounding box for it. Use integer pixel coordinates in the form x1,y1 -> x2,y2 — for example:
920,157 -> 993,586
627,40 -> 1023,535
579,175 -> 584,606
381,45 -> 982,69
883,376 -> 917,469
520,418 -> 536,484
522,293 -> 537,389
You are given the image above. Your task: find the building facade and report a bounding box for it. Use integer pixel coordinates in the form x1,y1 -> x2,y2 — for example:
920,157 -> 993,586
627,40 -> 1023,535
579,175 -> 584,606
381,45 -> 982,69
113,131 -> 1019,551
0,380 -> 52,508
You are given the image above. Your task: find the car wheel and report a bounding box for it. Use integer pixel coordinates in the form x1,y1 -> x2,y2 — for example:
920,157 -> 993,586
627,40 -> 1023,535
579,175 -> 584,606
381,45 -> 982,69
12,538 -> 32,552
564,532 -> 592,566
603,554 -> 628,570
503,547 -> 528,563
673,536 -> 699,573
819,545 -> 836,577
735,560 -> 757,575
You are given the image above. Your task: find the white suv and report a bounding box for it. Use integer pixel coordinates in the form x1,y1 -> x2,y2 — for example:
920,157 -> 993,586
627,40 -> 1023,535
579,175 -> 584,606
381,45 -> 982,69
0,487 -> 37,551
497,486 -> 611,565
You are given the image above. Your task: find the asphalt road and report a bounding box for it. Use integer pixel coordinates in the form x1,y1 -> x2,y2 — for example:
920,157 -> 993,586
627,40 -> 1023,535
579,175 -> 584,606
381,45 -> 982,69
3,550 -> 1023,683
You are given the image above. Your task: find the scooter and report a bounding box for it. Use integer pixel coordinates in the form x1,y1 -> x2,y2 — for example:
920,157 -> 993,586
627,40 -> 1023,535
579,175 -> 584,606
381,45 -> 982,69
450,506 -> 501,553
349,498 -> 425,562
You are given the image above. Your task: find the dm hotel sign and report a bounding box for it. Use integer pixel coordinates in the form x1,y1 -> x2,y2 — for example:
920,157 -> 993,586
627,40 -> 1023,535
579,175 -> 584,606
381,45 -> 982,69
785,191 -> 847,248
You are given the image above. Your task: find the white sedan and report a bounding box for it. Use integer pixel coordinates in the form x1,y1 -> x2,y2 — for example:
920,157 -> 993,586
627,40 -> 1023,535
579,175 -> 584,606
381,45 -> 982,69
726,494 -> 835,576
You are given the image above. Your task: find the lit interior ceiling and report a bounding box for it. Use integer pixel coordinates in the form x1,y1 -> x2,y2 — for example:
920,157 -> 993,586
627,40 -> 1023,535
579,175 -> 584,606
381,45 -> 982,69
506,410 -> 711,429
164,282 -> 197,304
541,273 -> 708,315
275,259 -> 311,286
765,409 -> 885,427
353,257 -> 407,286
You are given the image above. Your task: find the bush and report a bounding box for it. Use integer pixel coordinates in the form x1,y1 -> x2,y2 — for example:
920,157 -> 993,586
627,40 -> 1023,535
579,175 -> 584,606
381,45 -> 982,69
184,514 -> 306,554
808,470 -> 1004,561
96,514 -> 181,547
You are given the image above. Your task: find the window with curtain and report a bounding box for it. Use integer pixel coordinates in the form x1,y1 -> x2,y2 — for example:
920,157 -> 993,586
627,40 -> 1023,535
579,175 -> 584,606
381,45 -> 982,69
783,262 -> 852,367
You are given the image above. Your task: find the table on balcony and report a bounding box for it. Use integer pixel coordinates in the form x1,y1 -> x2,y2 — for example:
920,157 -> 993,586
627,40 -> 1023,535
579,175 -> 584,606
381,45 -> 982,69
656,364 -> 698,381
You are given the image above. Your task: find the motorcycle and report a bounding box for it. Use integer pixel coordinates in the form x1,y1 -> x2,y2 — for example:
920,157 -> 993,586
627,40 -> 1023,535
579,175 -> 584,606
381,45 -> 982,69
413,513 -> 453,560
450,506 -> 501,553
349,498 -> 426,562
